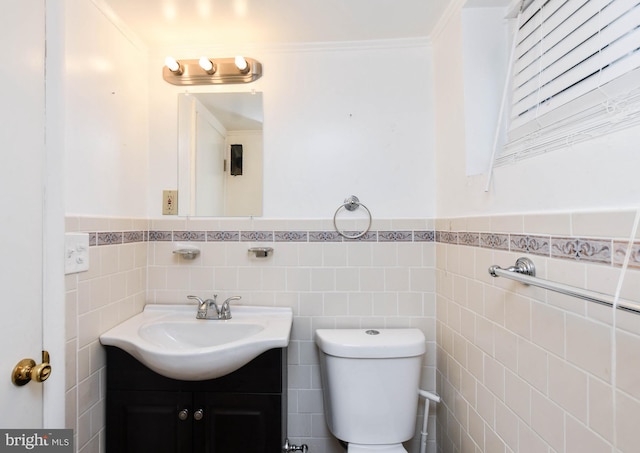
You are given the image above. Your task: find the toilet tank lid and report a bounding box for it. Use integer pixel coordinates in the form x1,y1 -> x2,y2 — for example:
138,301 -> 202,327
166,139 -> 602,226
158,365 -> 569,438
314,328 -> 425,358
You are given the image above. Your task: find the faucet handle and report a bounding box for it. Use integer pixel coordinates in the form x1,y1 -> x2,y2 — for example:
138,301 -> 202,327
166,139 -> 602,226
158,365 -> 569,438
188,295 -> 208,319
224,296 -> 241,304
188,295 -> 205,305
219,296 -> 240,320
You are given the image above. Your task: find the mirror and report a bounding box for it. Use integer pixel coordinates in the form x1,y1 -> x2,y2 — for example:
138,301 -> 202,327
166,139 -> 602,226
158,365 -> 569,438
178,92 -> 263,217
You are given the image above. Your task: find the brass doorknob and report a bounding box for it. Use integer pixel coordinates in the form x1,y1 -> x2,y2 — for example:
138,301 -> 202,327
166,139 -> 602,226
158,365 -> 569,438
12,351 -> 51,386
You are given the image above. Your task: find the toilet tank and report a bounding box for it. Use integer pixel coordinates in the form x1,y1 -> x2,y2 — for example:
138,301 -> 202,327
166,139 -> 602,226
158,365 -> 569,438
315,329 -> 425,445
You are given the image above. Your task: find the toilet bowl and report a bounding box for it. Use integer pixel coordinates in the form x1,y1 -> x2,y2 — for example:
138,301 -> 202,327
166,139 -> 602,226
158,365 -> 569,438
315,328 -> 425,453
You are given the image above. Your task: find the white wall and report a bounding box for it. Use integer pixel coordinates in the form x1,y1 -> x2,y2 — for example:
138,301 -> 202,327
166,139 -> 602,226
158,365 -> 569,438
64,0 -> 149,217
147,41 -> 437,219
63,1 -> 151,450
435,7 -> 640,218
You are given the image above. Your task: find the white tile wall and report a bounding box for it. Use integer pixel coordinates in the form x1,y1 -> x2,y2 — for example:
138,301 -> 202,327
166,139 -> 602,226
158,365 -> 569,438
436,211 -> 640,453
65,217 -> 148,453
66,217 -> 437,453
65,211 -> 640,453
148,218 -> 438,453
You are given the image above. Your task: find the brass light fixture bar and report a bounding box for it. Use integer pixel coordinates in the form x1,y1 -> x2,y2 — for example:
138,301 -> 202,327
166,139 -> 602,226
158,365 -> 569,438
163,56 -> 262,85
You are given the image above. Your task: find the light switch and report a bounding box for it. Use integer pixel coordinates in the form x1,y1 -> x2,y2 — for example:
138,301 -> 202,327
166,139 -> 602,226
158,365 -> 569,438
64,233 -> 90,275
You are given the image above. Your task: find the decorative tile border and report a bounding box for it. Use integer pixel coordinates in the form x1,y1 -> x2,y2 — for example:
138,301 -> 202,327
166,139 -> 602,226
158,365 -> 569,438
343,231 -> 378,242
434,230 -> 640,268
96,232 -> 124,246
309,231 -> 342,242
415,230 -> 436,242
148,231 -> 172,241
436,231 -> 458,244
458,232 -> 480,247
614,241 -> 640,269
79,225 -> 640,269
551,237 -> 611,264
123,231 -> 146,243
379,231 -> 413,242
174,230 -> 207,242
480,233 -> 509,250
510,234 -> 550,256
207,231 -> 240,241
84,229 -> 436,245
241,231 -> 274,242
275,231 -> 308,242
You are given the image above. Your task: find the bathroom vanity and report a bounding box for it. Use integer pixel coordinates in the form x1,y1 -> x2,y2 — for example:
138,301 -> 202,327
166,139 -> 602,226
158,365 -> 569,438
105,346 -> 287,453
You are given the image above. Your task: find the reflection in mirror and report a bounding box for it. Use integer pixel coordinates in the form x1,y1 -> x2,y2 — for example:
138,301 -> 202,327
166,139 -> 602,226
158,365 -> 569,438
178,92 -> 263,216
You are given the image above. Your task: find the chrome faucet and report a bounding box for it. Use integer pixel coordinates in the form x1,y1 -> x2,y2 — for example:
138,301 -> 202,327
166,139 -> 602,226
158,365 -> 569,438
203,295 -> 220,320
188,294 -> 240,320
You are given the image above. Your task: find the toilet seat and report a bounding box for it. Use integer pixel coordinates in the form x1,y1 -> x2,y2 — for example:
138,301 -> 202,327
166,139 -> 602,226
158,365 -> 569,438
346,443 -> 408,453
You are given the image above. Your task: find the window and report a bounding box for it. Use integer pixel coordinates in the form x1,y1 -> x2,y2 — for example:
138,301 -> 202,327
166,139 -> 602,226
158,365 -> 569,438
497,0 -> 640,164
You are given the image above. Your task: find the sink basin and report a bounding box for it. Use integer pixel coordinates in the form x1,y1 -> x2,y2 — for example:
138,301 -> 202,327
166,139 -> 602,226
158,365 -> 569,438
100,304 -> 293,380
139,321 -> 265,349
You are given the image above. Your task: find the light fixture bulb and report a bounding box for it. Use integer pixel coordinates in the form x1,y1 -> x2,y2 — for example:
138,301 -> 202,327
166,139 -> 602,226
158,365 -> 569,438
235,55 -> 249,73
199,56 -> 215,73
165,56 -> 182,74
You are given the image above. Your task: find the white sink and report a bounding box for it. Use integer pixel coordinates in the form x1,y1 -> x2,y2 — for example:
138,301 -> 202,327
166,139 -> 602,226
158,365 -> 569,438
100,304 -> 293,380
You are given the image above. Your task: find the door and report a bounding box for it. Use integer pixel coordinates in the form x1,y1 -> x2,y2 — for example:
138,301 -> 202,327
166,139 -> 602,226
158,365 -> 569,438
106,390 -> 193,453
199,393 -> 282,452
0,0 -> 46,427
194,102 -> 226,216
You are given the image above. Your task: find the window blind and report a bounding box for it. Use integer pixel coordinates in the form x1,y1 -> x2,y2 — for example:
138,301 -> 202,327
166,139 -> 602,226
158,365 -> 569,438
498,0 -> 640,164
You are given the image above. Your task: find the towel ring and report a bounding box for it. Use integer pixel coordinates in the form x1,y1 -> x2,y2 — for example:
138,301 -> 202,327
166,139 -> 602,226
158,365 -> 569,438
333,195 -> 372,239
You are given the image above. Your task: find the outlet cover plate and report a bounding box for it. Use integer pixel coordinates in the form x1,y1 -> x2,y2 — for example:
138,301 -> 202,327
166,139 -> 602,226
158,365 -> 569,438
163,190 -> 178,215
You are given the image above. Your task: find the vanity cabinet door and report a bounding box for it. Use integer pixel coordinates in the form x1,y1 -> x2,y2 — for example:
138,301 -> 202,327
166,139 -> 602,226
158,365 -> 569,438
105,346 -> 287,452
197,392 -> 282,453
106,390 -> 193,453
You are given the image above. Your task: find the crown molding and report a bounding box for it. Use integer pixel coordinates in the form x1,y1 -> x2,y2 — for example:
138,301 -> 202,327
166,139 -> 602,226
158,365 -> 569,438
430,0 -> 467,42
90,0 -> 148,51
151,37 -> 432,58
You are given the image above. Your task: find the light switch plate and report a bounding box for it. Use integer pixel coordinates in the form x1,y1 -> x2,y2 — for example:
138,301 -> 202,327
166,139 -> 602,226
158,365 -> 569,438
65,233 -> 90,275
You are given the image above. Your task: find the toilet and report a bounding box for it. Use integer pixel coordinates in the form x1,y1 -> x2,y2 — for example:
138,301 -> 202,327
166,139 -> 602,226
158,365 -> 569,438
315,328 -> 425,453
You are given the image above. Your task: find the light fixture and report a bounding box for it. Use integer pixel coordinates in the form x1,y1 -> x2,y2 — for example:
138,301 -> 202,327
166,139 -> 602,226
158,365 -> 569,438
198,56 -> 216,74
234,55 -> 249,73
162,56 -> 262,85
164,56 -> 183,75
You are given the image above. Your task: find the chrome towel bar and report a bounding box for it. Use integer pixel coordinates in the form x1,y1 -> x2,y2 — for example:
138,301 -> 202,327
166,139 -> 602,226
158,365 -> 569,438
489,257 -> 640,315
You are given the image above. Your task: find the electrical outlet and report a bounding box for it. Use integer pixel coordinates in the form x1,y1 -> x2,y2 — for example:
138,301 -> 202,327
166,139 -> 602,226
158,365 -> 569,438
163,190 -> 178,215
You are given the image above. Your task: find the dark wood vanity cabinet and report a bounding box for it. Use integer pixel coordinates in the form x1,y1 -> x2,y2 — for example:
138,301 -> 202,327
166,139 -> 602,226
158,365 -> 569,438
105,346 -> 287,453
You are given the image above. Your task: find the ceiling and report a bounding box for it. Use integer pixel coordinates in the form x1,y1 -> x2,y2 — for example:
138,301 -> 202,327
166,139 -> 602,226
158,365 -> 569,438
101,0 -> 455,48
191,92 -> 263,130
